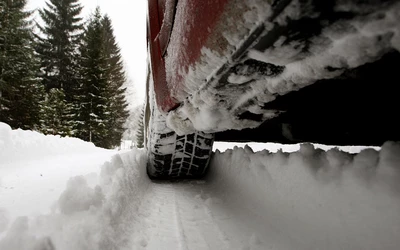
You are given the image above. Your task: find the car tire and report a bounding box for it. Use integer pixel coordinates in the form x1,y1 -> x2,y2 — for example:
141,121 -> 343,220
146,103 -> 214,179
144,67 -> 214,180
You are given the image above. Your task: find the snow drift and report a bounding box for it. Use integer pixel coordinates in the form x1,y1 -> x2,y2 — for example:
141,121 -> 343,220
207,142 -> 400,250
0,122 -> 99,164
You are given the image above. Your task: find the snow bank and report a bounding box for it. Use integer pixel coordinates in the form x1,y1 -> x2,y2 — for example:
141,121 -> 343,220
0,149 -> 148,250
213,141 -> 380,154
207,141 -> 400,250
58,176 -> 104,215
0,209 -> 8,234
0,122 -> 100,164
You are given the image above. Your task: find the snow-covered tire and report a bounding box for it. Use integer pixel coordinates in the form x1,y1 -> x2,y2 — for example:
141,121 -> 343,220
146,104 -> 214,179
144,63 -> 214,180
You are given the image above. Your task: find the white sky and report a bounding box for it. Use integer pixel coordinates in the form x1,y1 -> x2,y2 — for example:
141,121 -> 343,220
26,0 -> 147,106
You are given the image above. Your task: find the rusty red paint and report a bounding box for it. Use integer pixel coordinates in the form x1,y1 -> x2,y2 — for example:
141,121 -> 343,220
148,0 -> 177,112
148,0 -> 230,112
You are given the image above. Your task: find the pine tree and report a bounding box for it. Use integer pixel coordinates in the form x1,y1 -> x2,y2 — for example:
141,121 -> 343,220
76,7 -> 108,147
35,0 -> 84,96
102,15 -> 129,148
123,104 -> 145,148
39,88 -> 73,135
0,0 -> 44,130
122,108 -> 138,144
35,0 -> 84,135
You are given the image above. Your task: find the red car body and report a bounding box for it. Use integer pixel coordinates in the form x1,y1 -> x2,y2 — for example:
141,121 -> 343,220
148,0 -> 235,112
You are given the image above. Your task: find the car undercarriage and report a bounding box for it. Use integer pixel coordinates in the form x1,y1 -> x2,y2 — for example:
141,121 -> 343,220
216,50 -> 400,146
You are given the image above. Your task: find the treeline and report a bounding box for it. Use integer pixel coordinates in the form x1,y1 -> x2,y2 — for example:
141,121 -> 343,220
0,0 -> 129,149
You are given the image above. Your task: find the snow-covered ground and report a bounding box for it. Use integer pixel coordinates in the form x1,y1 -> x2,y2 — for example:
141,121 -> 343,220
1,122 -> 400,250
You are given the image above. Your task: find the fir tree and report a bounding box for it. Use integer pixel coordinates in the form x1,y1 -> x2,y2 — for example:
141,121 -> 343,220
102,15 -> 129,148
123,104 -> 145,148
35,0 -> 83,135
39,88 -> 73,136
35,0 -> 84,98
0,0 -> 44,129
76,7 -> 108,147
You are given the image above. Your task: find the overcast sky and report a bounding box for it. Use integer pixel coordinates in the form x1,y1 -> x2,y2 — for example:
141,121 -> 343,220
26,0 -> 147,106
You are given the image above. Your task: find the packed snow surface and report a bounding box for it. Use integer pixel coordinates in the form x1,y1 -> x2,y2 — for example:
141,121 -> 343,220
1,123 -> 400,249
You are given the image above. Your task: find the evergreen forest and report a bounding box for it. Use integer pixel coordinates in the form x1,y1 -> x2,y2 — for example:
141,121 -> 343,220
0,0 -> 130,148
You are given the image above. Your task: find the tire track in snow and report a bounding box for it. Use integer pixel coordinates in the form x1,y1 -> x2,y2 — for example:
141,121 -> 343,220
201,199 -> 231,250
174,187 -> 231,250
132,184 -> 184,250
173,191 -> 189,250
132,182 -> 236,250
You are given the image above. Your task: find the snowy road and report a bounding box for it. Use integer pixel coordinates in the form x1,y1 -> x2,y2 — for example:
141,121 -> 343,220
1,124 -> 400,250
133,183 -> 231,250
131,181 -> 272,250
